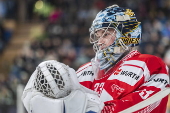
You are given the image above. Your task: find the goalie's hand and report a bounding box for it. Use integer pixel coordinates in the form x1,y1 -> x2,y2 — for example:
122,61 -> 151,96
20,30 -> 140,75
22,90 -> 65,113
64,90 -> 104,113
68,68 -> 104,113
85,93 -> 104,113
22,89 -> 104,113
22,60 -> 104,113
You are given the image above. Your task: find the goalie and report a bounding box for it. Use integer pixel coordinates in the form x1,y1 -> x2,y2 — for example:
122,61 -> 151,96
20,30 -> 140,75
21,60 -> 104,113
76,4 -> 170,113
22,4 -> 170,113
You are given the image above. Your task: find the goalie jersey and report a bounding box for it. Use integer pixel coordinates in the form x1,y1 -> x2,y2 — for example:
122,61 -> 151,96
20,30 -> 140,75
76,50 -> 170,113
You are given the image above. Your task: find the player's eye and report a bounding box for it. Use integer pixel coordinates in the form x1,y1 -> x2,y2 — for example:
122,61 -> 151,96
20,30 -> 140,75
103,33 -> 109,37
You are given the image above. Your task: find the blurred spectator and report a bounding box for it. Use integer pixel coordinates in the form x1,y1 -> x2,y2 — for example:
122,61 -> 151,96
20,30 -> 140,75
0,22 -> 5,53
0,74 -> 16,113
49,7 -> 63,23
0,20 -> 13,54
0,0 -> 7,19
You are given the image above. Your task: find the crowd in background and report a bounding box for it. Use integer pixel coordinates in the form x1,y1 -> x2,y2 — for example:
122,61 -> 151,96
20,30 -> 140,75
0,0 -> 16,54
1,0 -> 170,113
0,0 -> 17,113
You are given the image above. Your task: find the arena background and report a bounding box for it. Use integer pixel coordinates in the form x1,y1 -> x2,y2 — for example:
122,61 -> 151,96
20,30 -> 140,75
0,0 -> 170,113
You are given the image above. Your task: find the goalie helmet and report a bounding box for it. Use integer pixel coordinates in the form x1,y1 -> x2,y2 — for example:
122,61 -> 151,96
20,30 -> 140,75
89,4 -> 141,70
33,60 -> 72,98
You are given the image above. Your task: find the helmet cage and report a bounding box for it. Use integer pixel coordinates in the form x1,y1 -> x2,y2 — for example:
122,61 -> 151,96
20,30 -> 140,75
90,21 -> 132,53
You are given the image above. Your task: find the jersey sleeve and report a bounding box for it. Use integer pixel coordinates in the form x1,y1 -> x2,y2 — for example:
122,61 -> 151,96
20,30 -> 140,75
76,62 -> 95,89
102,55 -> 170,113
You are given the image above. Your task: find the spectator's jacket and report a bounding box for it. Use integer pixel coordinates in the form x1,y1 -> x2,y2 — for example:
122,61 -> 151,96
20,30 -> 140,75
76,50 -> 170,113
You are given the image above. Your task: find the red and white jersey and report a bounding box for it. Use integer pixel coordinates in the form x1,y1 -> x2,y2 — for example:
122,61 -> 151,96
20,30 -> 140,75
76,50 -> 170,113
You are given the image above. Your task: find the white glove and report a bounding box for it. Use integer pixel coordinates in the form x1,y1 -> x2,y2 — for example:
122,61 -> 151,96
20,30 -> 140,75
22,90 -> 64,113
22,60 -> 104,113
85,93 -> 104,113
63,89 -> 104,113
32,90 -> 87,113
68,67 -> 104,113
22,88 -> 104,113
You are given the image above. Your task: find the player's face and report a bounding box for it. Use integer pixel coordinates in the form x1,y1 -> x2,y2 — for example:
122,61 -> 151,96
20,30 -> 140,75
95,29 -> 116,50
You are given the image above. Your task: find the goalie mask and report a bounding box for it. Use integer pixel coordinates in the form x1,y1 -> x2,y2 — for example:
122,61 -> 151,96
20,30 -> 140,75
33,60 -> 72,98
89,4 -> 141,70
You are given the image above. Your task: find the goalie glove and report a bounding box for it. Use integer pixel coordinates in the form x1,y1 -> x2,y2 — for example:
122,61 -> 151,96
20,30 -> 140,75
85,93 -> 104,113
24,89 -> 87,113
21,60 -> 104,113
22,89 -> 103,113
68,67 -> 104,113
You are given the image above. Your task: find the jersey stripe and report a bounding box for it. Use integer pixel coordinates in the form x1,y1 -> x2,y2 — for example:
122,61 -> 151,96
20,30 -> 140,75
76,63 -> 92,74
137,100 -> 161,113
123,64 -> 144,71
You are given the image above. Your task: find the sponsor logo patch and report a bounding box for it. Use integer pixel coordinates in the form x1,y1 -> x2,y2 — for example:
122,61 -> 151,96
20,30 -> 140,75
148,78 -> 168,85
111,84 -> 125,95
113,68 -> 139,80
117,37 -> 140,45
80,71 -> 94,76
113,69 -> 122,75
120,70 -> 139,80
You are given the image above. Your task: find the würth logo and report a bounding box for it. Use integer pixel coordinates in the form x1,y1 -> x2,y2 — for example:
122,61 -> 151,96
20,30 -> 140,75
121,71 -> 139,80
114,69 -> 122,75
80,71 -> 94,76
149,78 -> 168,85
